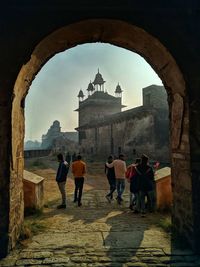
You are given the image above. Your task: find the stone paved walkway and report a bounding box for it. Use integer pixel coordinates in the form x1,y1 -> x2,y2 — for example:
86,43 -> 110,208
1,189 -> 200,267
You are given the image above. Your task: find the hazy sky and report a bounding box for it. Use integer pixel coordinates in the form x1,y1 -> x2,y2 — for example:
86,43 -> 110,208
25,43 -> 162,142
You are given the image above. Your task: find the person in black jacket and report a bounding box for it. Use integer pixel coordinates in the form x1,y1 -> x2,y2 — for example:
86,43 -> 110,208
129,158 -> 141,210
105,155 -> 116,203
134,154 -> 154,216
56,153 -> 69,209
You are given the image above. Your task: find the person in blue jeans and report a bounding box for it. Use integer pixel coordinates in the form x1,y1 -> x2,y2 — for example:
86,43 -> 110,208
106,154 -> 127,204
105,155 -> 116,202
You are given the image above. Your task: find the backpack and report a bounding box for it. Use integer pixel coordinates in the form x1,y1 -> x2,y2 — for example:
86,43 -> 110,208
126,165 -> 136,182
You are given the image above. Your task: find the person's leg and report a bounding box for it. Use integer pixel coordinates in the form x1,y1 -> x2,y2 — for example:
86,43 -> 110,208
120,179 -> 125,200
107,178 -> 116,198
134,192 -> 140,213
111,179 -> 116,199
132,193 -> 136,205
57,181 -> 66,208
116,179 -> 125,204
116,179 -> 120,197
147,190 -> 155,212
74,178 -> 78,202
116,179 -> 121,203
106,177 -> 112,202
129,192 -> 134,209
78,177 -> 84,206
140,191 -> 146,214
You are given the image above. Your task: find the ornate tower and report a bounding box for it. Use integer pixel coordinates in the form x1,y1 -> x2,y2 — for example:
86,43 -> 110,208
75,70 -> 126,145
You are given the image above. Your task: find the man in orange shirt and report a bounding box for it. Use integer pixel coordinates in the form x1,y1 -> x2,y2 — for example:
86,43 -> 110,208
71,154 -> 86,207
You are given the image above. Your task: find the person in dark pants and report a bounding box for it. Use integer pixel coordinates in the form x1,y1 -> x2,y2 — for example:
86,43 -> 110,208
134,154 -> 155,216
105,155 -> 116,203
56,153 -> 69,209
71,154 -> 86,207
127,158 -> 141,210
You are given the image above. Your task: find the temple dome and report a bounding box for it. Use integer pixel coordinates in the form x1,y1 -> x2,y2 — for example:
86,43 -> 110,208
78,89 -> 84,98
87,81 -> 95,91
93,69 -> 105,85
115,83 -> 123,93
53,120 -> 60,127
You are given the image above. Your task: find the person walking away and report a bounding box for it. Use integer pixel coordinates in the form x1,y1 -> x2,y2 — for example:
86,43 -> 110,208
56,153 -> 69,209
134,154 -> 154,216
126,158 -> 141,210
71,154 -> 86,207
106,154 -> 127,204
105,155 -> 116,203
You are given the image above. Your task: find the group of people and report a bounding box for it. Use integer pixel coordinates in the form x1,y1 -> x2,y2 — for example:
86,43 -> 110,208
105,154 -> 156,216
55,152 -> 157,216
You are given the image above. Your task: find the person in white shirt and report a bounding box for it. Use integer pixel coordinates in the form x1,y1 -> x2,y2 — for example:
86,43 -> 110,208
106,154 -> 127,204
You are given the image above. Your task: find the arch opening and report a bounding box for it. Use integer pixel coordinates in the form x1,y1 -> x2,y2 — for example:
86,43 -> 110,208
10,19 -> 191,255
24,42 -> 170,221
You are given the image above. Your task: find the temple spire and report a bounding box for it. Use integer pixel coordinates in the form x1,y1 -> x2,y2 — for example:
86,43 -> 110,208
115,83 -> 123,97
93,69 -> 105,92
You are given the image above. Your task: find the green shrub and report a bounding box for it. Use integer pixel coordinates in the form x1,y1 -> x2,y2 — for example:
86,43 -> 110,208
157,216 -> 172,233
20,220 -> 46,240
30,159 -> 47,169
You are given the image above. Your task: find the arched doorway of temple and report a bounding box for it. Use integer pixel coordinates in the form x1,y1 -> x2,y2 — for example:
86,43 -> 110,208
9,19 -> 191,257
23,41 -> 170,222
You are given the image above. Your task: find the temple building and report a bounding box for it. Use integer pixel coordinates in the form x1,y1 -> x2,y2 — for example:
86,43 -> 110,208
75,70 -> 169,163
41,120 -> 78,152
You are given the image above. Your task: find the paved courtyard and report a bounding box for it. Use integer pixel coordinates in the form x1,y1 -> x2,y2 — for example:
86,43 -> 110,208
1,189 -> 200,267
1,162 -> 200,266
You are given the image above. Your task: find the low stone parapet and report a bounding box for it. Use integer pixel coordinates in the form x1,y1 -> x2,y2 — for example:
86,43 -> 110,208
23,170 -> 44,210
155,167 -> 172,210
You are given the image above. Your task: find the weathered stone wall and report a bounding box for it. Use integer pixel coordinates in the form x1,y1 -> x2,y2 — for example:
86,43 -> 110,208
154,109 -> 170,161
24,149 -> 51,159
78,92 -> 122,128
189,78 -> 200,250
81,111 -> 169,162
170,97 -> 192,246
96,125 -> 111,157
81,128 -> 95,155
79,102 -> 122,127
112,115 -> 156,159
79,85 -> 169,162
0,91 -> 11,258
143,85 -> 168,109
10,92 -> 24,253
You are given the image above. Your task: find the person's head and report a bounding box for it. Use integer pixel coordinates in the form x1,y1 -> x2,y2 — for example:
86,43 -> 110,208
135,158 -> 141,164
107,155 -> 113,163
119,154 -> 125,161
77,155 -> 82,160
141,154 -> 149,165
57,153 -> 64,162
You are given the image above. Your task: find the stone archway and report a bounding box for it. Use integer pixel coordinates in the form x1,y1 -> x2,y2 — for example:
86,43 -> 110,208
10,19 -> 191,255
